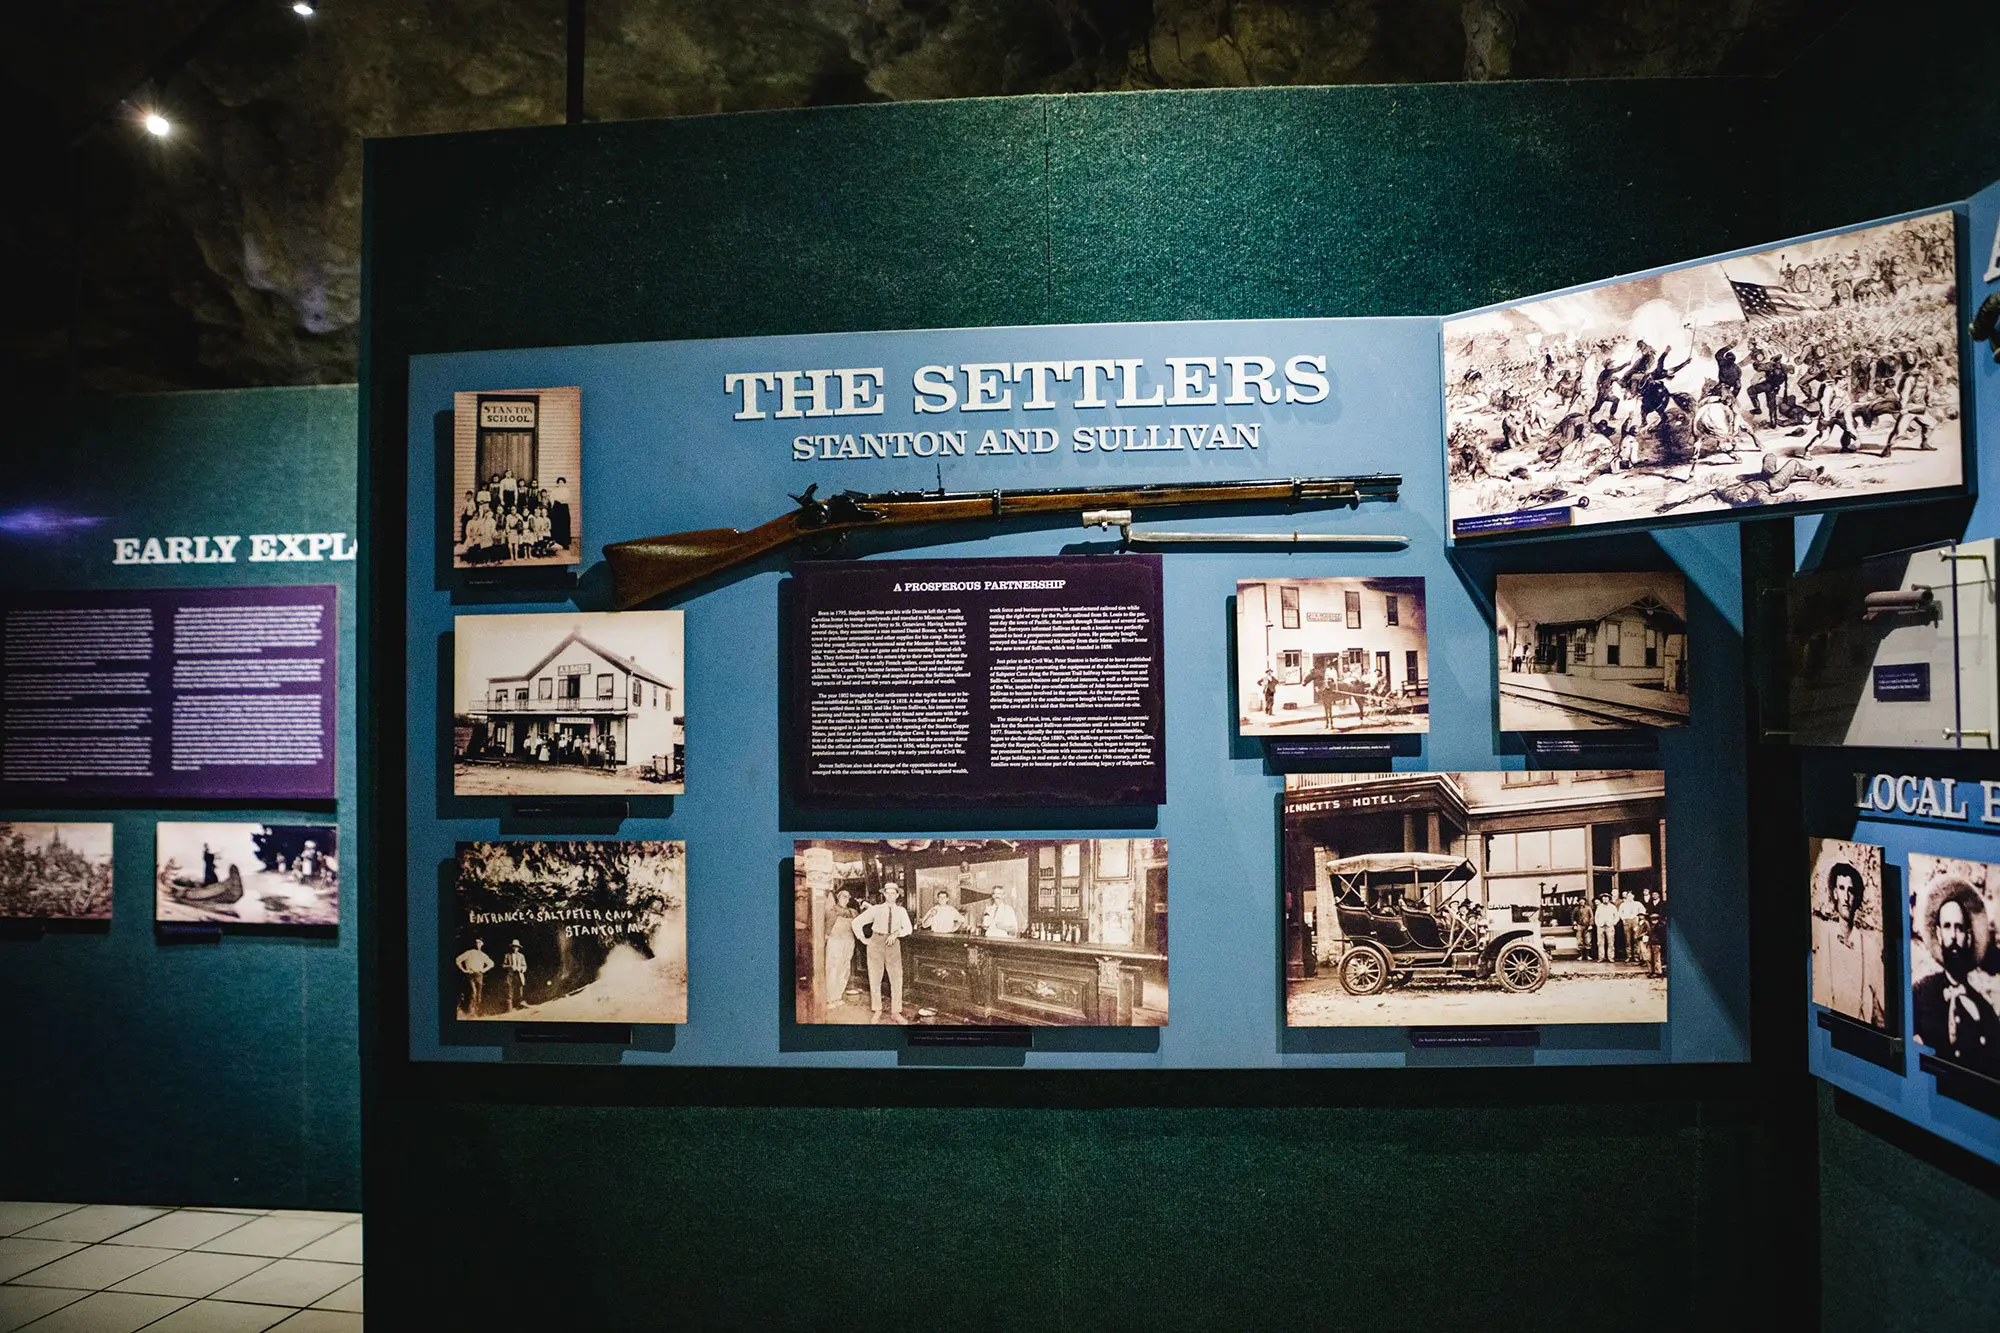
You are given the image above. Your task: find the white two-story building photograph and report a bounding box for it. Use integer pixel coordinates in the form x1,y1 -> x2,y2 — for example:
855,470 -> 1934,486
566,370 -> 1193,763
453,611 -> 686,796
1236,576 -> 1428,736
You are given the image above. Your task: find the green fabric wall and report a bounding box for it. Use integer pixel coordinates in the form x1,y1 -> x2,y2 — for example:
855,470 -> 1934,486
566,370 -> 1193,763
1779,2 -> 2000,1324
0,386 -> 361,1209
1817,1086 -> 2000,1333
362,76 -> 1795,1330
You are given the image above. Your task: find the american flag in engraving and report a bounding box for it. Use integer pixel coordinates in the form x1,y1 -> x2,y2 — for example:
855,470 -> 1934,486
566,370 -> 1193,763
1727,277 -> 1814,322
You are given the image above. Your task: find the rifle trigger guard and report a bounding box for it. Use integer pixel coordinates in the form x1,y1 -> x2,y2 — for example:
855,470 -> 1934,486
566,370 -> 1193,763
800,530 -> 849,558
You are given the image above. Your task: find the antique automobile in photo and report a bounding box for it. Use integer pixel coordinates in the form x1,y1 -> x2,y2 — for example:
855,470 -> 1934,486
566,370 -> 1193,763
1326,851 -> 1551,996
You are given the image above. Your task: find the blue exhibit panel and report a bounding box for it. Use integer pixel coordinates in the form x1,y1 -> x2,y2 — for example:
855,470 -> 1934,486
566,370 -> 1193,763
1804,178 -> 2000,1167
1808,814 -> 2000,1165
405,317 -> 1751,1068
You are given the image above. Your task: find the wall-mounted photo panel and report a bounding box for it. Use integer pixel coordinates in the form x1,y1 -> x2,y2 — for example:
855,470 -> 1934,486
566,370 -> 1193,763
451,386 -> 582,568
1809,837 -> 1889,1030
1789,540 -> 1997,749
452,610 -> 685,797
1445,210 -> 1962,539
1236,577 -> 1428,736
1495,572 -> 1689,731
453,841 -> 687,1024
793,838 -> 1168,1027
155,822 -> 338,926
1907,853 -> 2000,1077
0,822 -> 114,920
1282,771 -> 1668,1027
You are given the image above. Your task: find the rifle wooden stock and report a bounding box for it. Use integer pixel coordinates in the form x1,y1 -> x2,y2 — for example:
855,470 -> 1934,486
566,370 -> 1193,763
604,515 -> 803,611
603,473 -> 1399,608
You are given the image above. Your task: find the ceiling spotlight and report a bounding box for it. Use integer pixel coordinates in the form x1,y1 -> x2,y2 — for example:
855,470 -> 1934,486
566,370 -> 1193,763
292,1 -> 315,15
142,111 -> 172,137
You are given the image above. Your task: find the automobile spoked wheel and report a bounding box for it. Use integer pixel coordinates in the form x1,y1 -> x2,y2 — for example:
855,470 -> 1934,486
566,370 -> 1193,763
1493,941 -> 1550,993
1338,946 -> 1390,996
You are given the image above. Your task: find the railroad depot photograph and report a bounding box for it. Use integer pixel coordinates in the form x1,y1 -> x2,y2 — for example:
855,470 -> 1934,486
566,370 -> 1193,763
793,838 -> 1168,1027
155,822 -> 338,926
451,385 -> 582,568
1907,853 -> 2000,1077
452,610 -> 685,797
0,822 -> 113,920
453,840 -> 687,1025
1237,577 -> 1428,735
1495,572 -> 1689,731
1282,771 -> 1668,1027
1444,211 -> 1961,534
1809,837 -> 1889,1031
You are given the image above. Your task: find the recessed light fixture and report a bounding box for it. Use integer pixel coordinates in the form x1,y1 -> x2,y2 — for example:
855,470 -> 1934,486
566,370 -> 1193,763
142,111 -> 172,137
293,1 -> 315,16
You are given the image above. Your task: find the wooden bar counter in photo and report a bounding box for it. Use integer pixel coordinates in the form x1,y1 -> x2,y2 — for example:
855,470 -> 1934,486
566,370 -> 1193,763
901,933 -> 1168,1027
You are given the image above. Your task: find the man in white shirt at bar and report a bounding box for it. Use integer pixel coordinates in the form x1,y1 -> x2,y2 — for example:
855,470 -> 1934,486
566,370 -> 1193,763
920,889 -> 967,934
851,887 -> 913,1022
981,890 -> 1022,939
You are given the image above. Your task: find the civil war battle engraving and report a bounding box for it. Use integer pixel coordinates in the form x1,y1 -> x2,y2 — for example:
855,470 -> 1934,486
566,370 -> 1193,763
1446,212 -> 1961,535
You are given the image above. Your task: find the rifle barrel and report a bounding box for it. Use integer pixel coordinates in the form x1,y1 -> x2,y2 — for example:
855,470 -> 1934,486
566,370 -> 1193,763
603,472 -> 1400,607
857,474 -> 1399,511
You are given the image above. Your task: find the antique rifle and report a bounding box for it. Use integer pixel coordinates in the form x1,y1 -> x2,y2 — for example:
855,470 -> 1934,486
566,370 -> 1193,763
603,473 -> 1401,608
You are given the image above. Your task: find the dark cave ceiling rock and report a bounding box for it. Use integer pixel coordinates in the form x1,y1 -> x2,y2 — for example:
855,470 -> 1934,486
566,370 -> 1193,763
6,0 -> 1836,393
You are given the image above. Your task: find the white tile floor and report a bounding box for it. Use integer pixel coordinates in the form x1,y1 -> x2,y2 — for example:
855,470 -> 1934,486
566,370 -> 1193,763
0,1204 -> 361,1332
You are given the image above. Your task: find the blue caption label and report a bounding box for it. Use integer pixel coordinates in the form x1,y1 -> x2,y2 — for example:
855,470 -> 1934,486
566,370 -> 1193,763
1451,506 -> 1574,537
1872,662 -> 1931,702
